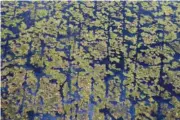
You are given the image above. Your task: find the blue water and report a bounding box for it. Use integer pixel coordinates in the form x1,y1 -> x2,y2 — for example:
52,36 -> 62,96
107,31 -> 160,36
88,95 -> 94,120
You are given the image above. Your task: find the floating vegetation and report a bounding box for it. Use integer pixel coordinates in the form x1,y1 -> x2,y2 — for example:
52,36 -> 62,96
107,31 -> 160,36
1,1 -> 180,120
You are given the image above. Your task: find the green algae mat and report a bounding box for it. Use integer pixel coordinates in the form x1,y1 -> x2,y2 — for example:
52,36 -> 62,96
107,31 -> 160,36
1,1 -> 180,120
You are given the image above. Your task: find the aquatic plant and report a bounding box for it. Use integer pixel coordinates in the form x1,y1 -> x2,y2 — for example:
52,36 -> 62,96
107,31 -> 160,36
1,1 -> 180,120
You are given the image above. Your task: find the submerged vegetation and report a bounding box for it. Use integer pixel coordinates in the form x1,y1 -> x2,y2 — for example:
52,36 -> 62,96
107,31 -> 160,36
1,1 -> 180,120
